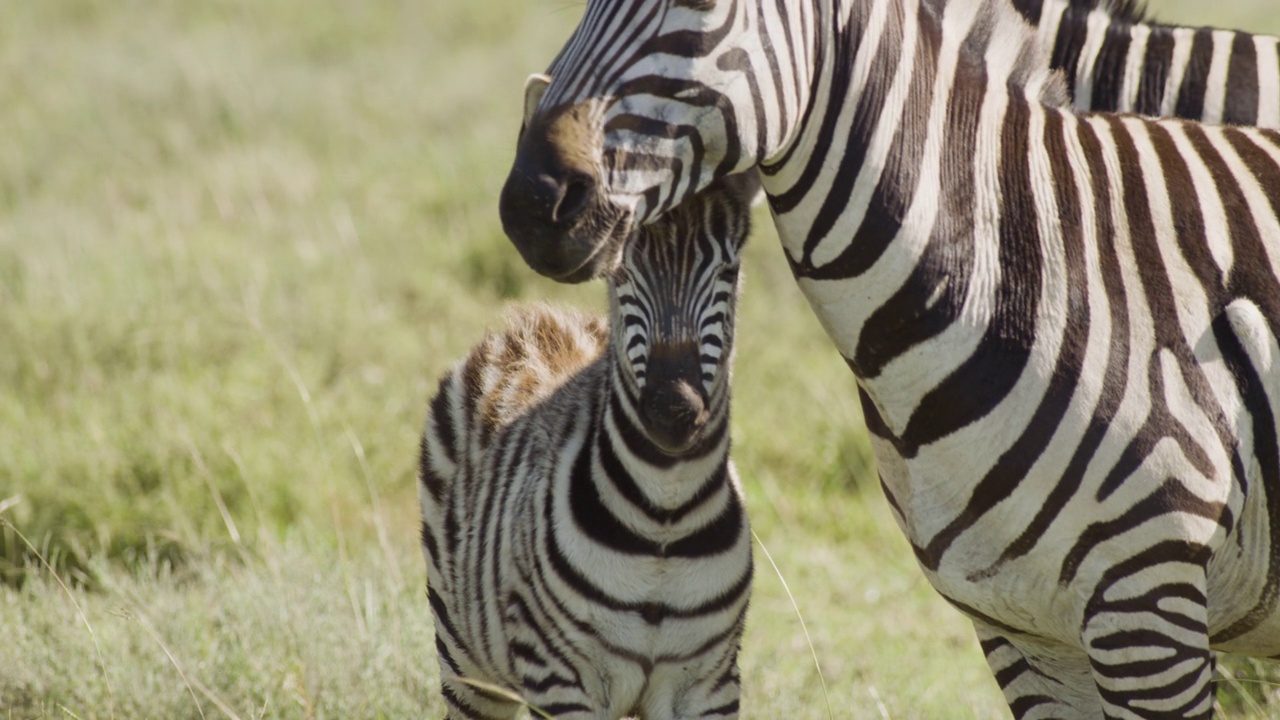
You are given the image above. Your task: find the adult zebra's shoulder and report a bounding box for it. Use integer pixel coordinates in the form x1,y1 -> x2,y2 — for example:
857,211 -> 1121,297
420,169 -> 756,720
1014,0 -> 1280,126
500,0 -> 1280,716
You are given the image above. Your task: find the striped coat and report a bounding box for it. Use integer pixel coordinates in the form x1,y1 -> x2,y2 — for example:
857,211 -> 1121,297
1016,0 -> 1280,126
498,0 -> 1280,716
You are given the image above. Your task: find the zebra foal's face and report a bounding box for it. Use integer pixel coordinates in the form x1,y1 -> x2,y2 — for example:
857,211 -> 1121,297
500,0 -> 771,283
609,171 -> 756,456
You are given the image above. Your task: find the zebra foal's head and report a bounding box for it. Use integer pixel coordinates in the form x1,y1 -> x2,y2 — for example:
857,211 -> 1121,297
500,0 -> 789,283
609,170 -> 756,456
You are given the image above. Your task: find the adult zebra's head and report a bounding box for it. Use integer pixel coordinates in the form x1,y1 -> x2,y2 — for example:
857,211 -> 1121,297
500,0 -> 804,283
609,171 -> 756,456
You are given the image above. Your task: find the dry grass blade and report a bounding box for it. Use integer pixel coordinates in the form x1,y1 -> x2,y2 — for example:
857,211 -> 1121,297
1,518 -> 116,719
752,529 -> 834,720
126,606 -> 246,720
0,495 -> 20,515
454,678 -> 555,720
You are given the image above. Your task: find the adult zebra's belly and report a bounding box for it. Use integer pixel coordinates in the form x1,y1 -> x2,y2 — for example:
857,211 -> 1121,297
864,381 -> 1280,654
1205,480 -> 1280,657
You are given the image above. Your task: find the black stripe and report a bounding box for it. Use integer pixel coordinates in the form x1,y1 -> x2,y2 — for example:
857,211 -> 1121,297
1223,32 -> 1260,125
428,377 -> 458,467
1133,26 -> 1173,116
793,9 -> 936,281
666,491 -> 746,558
1010,0 -> 1043,24
1174,28 -> 1214,120
1090,22 -> 1133,113
569,437 -> 663,555
1008,695 -> 1055,718
1050,6 -> 1090,98
793,4 -> 937,281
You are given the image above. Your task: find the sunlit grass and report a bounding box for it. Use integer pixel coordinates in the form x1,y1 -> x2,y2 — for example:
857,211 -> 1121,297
3,0 -> 1280,717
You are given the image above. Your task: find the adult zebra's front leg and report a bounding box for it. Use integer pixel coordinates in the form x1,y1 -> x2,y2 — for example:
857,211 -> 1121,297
1079,548 -> 1215,719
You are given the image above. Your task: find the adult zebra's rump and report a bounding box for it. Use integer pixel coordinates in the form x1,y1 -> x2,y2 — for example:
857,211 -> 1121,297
499,0 -> 1280,717
421,172 -> 756,720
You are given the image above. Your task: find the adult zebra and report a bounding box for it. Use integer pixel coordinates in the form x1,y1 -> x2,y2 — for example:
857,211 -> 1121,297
1016,0 -> 1280,126
498,0 -> 1280,717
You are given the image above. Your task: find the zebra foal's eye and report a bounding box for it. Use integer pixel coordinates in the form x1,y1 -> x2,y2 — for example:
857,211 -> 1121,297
673,0 -> 716,11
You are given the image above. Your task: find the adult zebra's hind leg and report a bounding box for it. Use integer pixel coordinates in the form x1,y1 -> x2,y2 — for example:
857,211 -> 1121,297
976,623 -> 1099,719
1080,555 -> 1215,719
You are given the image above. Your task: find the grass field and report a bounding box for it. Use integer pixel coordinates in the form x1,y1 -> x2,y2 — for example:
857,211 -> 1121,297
4,0 -> 1280,717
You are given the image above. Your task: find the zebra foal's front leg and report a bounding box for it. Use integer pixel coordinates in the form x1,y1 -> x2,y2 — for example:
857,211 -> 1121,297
1079,561 -> 1216,720
438,675 -> 522,720
639,642 -> 743,720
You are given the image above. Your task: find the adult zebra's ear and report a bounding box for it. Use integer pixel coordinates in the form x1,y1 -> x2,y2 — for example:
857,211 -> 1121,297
519,74 -> 553,139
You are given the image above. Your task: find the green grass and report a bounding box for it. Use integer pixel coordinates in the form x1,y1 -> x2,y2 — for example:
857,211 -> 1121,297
3,0 -> 1280,717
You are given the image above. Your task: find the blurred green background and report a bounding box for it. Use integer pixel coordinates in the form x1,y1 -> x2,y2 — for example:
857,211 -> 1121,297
2,0 -> 1279,717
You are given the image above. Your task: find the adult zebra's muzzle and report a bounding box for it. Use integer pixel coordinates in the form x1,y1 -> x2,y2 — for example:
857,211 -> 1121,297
638,340 -> 710,457
500,102 -> 629,284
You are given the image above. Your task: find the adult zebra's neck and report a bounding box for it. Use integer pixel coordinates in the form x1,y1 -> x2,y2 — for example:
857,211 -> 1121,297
758,0 -> 1066,441
763,0 -> 1059,252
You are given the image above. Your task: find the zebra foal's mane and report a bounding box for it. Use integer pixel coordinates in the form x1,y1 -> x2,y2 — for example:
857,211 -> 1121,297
464,304 -> 607,440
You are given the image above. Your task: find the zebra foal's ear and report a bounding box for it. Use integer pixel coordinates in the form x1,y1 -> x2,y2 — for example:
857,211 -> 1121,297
519,73 -> 553,138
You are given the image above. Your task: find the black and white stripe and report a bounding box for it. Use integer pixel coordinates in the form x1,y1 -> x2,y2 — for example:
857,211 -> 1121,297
421,174 -> 756,720
501,0 -> 1280,716
1014,0 -> 1280,126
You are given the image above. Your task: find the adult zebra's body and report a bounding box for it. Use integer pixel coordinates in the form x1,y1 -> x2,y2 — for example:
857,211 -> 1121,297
421,173 -> 755,720
499,0 -> 1280,716
1014,0 -> 1280,127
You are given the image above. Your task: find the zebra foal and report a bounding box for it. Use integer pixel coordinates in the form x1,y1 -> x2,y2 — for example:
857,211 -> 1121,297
419,171 -> 756,720
498,0 -> 1280,716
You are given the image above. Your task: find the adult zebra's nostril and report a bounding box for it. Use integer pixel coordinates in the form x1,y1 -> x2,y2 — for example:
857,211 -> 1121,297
553,172 -> 596,225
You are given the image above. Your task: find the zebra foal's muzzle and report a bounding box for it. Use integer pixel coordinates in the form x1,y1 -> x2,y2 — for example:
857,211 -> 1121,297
638,340 -> 711,456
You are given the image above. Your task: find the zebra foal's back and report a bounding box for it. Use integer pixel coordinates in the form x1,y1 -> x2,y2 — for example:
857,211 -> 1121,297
419,173 -> 758,720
